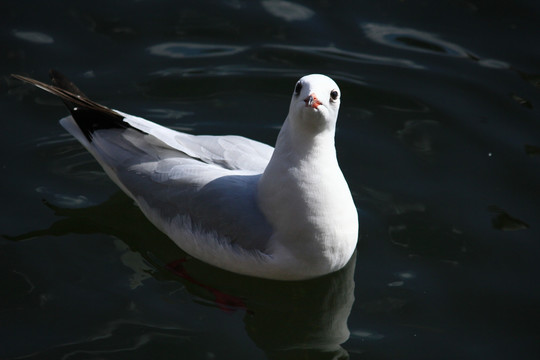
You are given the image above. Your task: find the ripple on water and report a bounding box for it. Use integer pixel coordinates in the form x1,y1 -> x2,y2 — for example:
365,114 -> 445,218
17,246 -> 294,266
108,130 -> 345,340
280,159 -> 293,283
261,0 -> 315,22
35,186 -> 95,208
147,42 -> 247,59
32,134 -> 106,180
12,29 -> 54,44
263,44 -> 424,70
351,329 -> 385,341
362,23 -> 470,56
361,23 -> 509,69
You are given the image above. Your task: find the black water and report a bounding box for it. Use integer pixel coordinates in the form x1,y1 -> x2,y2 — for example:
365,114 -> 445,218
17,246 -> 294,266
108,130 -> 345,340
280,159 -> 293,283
2,1 -> 540,359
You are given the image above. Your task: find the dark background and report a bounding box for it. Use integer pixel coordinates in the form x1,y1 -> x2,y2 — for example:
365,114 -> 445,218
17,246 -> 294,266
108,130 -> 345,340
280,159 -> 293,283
1,0 -> 540,359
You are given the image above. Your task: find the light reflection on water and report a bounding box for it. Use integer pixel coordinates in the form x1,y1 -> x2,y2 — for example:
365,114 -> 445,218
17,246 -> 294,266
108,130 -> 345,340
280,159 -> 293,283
12,30 -> 55,44
148,42 -> 248,59
261,0 -> 315,22
363,23 -> 472,57
264,44 -> 424,70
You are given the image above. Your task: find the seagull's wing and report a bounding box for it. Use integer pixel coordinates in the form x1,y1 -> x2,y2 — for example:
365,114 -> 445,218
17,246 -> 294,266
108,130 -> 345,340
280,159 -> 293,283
14,72 -> 274,252
120,112 -> 274,172
71,120 -> 274,250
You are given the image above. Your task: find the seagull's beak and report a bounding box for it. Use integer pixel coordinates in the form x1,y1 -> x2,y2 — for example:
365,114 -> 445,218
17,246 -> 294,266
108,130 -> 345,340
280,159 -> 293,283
304,93 -> 322,109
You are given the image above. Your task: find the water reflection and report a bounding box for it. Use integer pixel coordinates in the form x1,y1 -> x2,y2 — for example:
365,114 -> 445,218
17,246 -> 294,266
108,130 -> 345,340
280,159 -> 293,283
8,192 -> 356,359
148,42 -> 247,59
525,144 -> 540,156
12,30 -> 54,44
261,0 -> 315,22
168,253 -> 356,359
362,23 -> 469,56
396,119 -> 440,156
488,205 -> 530,231
266,44 -> 423,70
362,23 -> 509,69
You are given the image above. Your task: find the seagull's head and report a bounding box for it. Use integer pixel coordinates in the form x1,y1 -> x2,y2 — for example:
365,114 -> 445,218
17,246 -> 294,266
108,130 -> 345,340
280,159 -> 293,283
288,74 -> 341,133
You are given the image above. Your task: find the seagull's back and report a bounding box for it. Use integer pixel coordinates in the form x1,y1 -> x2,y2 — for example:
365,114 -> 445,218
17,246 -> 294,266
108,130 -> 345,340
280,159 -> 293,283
61,112 -> 276,266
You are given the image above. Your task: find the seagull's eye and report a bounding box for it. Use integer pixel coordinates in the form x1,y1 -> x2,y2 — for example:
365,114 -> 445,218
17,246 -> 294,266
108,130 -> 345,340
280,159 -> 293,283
330,90 -> 339,101
294,82 -> 303,95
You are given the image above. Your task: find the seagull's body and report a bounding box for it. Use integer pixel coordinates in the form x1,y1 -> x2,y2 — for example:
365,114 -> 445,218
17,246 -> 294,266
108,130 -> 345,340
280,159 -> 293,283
13,72 -> 358,280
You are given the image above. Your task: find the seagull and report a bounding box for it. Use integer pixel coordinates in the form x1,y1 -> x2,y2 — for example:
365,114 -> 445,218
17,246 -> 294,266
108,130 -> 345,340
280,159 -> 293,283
12,71 -> 358,280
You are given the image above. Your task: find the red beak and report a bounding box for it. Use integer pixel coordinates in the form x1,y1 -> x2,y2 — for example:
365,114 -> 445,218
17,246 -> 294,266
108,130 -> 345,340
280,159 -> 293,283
304,93 -> 322,108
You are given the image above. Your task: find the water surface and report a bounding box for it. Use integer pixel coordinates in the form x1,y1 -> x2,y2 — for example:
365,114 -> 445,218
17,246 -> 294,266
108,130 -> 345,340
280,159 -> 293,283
2,0 -> 540,359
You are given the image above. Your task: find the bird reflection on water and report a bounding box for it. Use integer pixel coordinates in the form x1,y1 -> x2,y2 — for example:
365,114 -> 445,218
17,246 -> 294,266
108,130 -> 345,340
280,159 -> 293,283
8,192 -> 356,359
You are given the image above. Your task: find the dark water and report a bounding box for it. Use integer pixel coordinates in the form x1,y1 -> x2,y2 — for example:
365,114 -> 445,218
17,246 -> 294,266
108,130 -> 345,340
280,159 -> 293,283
2,0 -> 540,358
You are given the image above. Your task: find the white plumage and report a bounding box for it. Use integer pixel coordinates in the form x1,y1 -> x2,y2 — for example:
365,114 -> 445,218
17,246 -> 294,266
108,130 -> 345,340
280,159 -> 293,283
14,73 -> 358,280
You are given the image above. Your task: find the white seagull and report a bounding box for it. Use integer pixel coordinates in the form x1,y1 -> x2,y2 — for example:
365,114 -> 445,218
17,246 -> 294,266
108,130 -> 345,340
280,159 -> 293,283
13,71 -> 358,280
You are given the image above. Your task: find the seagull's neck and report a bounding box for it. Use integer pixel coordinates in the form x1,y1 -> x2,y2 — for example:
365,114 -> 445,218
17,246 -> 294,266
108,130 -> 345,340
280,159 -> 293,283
273,115 -> 337,162
257,115 -> 358,275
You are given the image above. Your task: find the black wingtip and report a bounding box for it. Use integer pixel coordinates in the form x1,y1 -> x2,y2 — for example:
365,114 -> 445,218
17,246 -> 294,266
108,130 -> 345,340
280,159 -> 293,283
49,69 -> 87,98
13,71 -> 133,142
